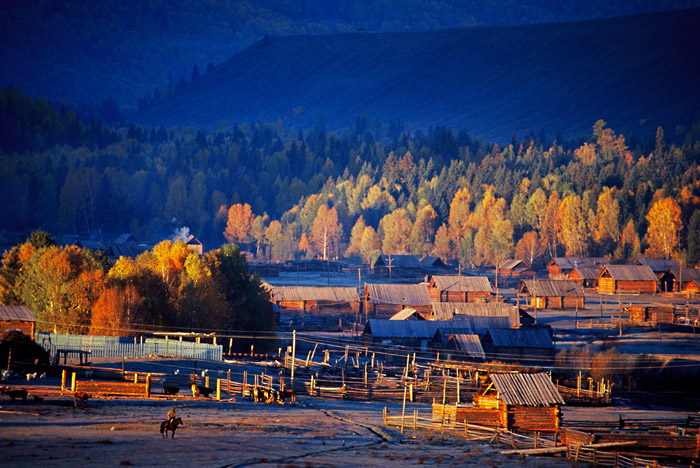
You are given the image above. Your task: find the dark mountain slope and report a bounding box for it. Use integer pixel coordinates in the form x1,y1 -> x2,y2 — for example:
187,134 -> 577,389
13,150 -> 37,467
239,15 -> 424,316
134,9 -> 700,141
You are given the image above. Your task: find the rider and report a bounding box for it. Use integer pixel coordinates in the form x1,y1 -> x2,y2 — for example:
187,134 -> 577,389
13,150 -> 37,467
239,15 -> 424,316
167,407 -> 177,424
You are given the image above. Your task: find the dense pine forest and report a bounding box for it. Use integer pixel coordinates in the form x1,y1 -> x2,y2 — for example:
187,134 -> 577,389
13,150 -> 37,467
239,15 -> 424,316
2,88 -> 699,271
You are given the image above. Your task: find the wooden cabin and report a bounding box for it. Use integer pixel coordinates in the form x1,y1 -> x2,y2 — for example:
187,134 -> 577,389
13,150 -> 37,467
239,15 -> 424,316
517,280 -> 584,309
363,283 -> 431,318
473,372 -> 564,433
547,257 -> 609,280
628,304 -> 675,324
371,254 -> 422,278
660,268 -> 700,294
568,266 -> 602,289
362,319 -> 451,350
420,256 -> 450,273
431,302 -> 521,329
428,275 -> 493,303
0,305 -> 37,340
182,235 -> 203,255
497,259 -> 535,278
597,265 -> 657,294
480,328 -> 555,364
269,286 -> 360,315
443,333 -> 486,360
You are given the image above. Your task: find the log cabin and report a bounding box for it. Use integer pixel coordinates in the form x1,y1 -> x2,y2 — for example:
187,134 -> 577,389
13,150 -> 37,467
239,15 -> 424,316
430,302 -> 522,328
659,268 -> 700,294
547,257 -> 609,279
517,280 -> 584,309
567,266 -> 602,289
269,286 -> 360,316
480,327 -> 555,364
428,275 -> 493,303
597,264 -> 657,294
371,254 -> 422,278
473,372 -> 564,433
363,283 -> 431,319
0,305 -> 36,340
497,259 -> 535,278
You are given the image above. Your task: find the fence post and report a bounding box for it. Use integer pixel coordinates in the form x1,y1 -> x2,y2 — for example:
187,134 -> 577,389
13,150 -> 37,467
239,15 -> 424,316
227,369 -> 231,394
205,376 -> 210,388
414,409 -> 417,430
216,379 -> 221,401
146,373 -> 151,397
401,385 -> 407,434
383,407 -> 387,426
61,370 -> 66,391
71,372 -> 76,392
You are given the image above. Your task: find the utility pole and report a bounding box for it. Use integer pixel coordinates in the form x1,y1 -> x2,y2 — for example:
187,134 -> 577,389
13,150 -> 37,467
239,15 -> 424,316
387,255 -> 393,284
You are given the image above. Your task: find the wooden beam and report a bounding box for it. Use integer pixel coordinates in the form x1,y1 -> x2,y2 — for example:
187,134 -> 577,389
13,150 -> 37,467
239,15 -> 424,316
501,441 -> 638,455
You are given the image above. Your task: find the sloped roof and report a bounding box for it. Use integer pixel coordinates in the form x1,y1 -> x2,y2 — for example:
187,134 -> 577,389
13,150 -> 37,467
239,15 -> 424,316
364,319 -> 450,338
569,267 -> 602,280
364,283 -> 431,305
549,257 -> 609,270
270,286 -> 359,302
114,233 -> 136,244
420,256 -> 448,268
0,305 -> 36,322
390,308 -> 424,320
489,372 -> 564,406
635,258 -> 680,272
485,328 -> 553,349
453,314 -> 514,332
600,264 -> 657,281
430,276 -> 494,293
446,334 -> 485,359
500,259 -> 530,270
520,280 -> 584,297
432,302 -> 520,328
669,268 -> 700,282
371,254 -> 422,269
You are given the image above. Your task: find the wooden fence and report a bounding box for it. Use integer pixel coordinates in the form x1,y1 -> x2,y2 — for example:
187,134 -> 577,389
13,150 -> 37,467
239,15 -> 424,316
36,332 -> 223,361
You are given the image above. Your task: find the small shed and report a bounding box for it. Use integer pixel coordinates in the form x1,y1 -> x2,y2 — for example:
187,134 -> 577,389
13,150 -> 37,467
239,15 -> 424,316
517,280 -> 584,309
371,254 -> 422,278
428,275 -> 493,303
660,268 -> 700,294
363,283 -> 431,318
0,305 -> 37,340
182,235 -> 203,255
362,319 -> 450,349
431,302 -> 521,329
568,267 -> 602,289
269,286 -> 360,315
547,257 -> 609,279
473,372 -> 564,433
597,265 -> 657,294
497,259 -> 535,278
481,327 -> 555,363
420,256 -> 450,273
628,304 -> 675,324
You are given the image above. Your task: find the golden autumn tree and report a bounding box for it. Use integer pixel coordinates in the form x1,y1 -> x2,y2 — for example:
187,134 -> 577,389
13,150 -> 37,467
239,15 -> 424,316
360,226 -> 381,263
614,219 -> 642,262
433,224 -> 453,261
409,204 -> 438,255
448,187 -> 471,239
345,216 -> 367,257
379,208 -> 413,254
223,203 -> 254,244
90,285 -> 147,336
310,205 -> 343,260
646,197 -> 682,259
515,231 -> 544,266
557,194 -> 589,257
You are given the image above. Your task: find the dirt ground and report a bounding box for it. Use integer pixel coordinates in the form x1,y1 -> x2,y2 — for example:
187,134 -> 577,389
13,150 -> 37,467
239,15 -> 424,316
0,356 -> 583,468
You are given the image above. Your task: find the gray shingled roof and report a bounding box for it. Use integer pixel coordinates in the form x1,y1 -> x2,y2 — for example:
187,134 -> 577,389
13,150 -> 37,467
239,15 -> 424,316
486,328 -> 553,349
446,334 -> 485,359
600,264 -> 657,281
270,286 -> 359,303
570,267 -> 602,280
635,258 -> 680,272
0,305 -> 36,322
431,302 -> 520,328
489,372 -> 564,406
550,257 -> 609,270
520,280 -> 584,297
430,276 -> 494,293
364,283 -> 431,305
364,319 -> 450,338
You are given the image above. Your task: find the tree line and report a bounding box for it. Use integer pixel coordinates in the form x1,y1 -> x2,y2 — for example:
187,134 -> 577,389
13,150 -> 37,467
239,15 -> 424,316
1,88 -> 699,269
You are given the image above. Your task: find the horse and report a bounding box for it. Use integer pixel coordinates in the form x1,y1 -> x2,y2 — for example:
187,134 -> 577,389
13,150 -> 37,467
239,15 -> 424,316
160,417 -> 183,438
74,391 -> 90,408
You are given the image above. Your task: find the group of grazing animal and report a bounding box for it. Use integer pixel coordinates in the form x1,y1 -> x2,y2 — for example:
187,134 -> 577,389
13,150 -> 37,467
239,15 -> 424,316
160,417 -> 183,438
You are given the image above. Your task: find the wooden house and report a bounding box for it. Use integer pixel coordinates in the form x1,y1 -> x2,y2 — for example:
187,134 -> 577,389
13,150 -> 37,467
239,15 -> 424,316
363,283 -> 431,318
660,268 -> 700,294
269,286 -> 360,315
517,280 -> 584,309
420,256 -> 450,273
362,319 -> 451,349
547,257 -> 609,279
443,333 -> 486,360
431,302 -> 521,329
428,275 -> 493,303
628,304 -> 675,324
182,235 -> 203,255
497,259 -> 535,278
371,254 -> 422,278
480,328 -> 555,363
473,372 -> 564,433
567,266 -> 602,289
635,258 -> 679,276
597,265 -> 657,294
0,305 -> 37,339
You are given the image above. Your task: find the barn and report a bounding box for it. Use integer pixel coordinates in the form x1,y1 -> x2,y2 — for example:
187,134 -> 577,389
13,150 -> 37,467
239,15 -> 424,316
473,372 -> 564,433
0,305 -> 37,340
363,283 -> 431,319
597,265 -> 657,294
547,257 -> 609,279
428,275 -> 493,303
660,268 -> 700,294
517,280 -> 584,309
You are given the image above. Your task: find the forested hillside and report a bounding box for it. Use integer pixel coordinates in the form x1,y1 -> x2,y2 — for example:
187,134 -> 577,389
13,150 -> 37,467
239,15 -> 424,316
2,1 -> 698,110
134,8 -> 700,142
2,88 -> 699,269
